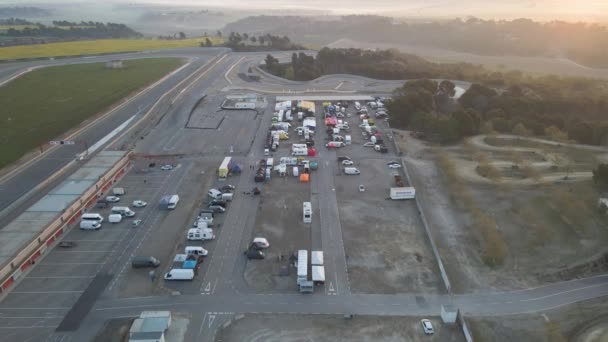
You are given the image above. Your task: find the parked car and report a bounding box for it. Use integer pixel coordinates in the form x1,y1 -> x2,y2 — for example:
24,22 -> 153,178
105,196 -> 120,203
209,199 -> 227,207
342,160 -> 354,166
160,165 -> 173,171
252,237 -> 270,249
388,163 -> 401,169
132,200 -> 147,208
336,112 -> 345,118
132,219 -> 142,227
421,319 -> 434,335
131,256 -> 160,268
220,184 -> 235,192
359,185 -> 365,192
337,156 -> 351,162
207,205 -> 226,213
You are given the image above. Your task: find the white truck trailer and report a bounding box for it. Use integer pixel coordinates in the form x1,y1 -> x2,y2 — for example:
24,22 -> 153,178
390,187 -> 416,200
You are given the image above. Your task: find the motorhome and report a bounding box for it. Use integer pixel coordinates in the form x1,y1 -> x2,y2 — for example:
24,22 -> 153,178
187,228 -> 215,241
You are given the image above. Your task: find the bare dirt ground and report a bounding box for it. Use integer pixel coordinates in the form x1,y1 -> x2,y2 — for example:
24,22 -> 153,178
469,297 -> 608,342
243,163 -> 312,292
397,130 -> 608,293
336,157 -> 442,294
215,314 -> 465,342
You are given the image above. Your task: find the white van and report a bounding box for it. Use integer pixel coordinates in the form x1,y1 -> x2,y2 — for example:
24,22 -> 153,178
81,213 -> 104,224
303,202 -> 312,224
207,189 -> 222,200
108,214 -> 123,223
164,269 -> 194,281
80,220 -> 101,230
344,167 -> 361,175
185,246 -> 208,256
167,195 -> 179,209
111,206 -> 135,217
293,166 -> 299,177
221,193 -> 233,201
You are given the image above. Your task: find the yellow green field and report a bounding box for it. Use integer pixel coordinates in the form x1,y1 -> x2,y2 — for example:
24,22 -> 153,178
0,37 -> 224,60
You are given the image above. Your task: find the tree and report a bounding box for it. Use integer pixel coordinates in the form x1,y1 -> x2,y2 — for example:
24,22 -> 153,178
217,30 -> 222,37
264,54 -> 280,74
250,36 -> 256,44
178,31 -> 186,39
593,163 -> 608,185
512,122 -> 531,136
259,36 -> 265,45
439,80 -> 456,97
205,38 -> 212,47
545,125 -> 569,143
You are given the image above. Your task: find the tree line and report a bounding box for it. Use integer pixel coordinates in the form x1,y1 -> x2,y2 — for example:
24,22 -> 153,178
1,19 -> 142,39
224,15 -> 608,68
224,32 -> 304,52
264,47 -> 608,146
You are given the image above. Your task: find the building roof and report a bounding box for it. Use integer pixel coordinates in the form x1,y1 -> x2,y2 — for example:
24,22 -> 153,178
0,151 -> 127,269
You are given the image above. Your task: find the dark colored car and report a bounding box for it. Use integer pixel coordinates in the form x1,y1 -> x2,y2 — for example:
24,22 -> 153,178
131,256 -> 160,268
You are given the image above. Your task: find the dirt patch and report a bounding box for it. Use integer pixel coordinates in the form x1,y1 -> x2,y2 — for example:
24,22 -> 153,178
395,129 -> 608,292
469,297 -> 608,342
244,175 -> 311,292
336,157 -> 441,294
215,314 -> 465,342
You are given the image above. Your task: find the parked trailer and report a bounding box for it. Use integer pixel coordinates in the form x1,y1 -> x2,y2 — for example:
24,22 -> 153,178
297,250 -> 308,285
390,187 -> 416,200
219,157 -> 232,179
311,251 -> 324,266
312,265 -> 325,285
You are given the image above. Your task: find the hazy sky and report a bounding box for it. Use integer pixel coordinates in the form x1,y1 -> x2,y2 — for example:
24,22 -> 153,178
5,0 -> 608,21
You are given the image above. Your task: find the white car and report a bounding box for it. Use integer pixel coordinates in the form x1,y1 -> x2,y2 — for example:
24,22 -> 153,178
252,237 -> 269,248
363,142 -> 375,147
359,184 -> 365,192
342,160 -> 354,166
160,165 -> 173,170
388,163 -> 401,169
105,196 -> 120,203
421,319 -> 434,335
132,200 -> 147,208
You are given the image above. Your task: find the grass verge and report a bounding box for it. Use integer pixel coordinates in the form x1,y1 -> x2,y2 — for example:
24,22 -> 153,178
0,57 -> 184,168
0,37 -> 223,60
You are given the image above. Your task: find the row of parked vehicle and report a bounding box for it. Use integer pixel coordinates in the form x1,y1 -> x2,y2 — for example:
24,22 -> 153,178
81,187 -> 147,230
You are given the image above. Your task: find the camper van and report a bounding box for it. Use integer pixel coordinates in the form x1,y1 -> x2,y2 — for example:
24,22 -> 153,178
303,202 -> 312,224
164,269 -> 194,281
185,246 -> 208,256
81,213 -> 104,223
187,228 -> 215,241
167,195 -> 179,209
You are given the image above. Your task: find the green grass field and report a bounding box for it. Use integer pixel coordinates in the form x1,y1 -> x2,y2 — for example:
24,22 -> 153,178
0,58 -> 184,168
0,37 -> 224,60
